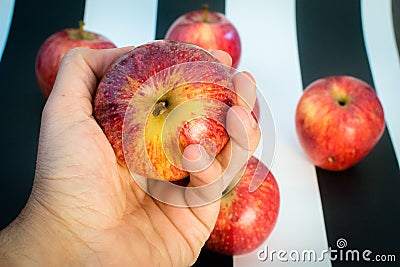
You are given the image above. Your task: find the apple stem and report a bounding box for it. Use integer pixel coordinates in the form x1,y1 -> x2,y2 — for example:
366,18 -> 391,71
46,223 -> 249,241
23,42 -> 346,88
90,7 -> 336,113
337,98 -> 349,106
153,101 -> 168,116
202,4 -> 209,22
79,21 -> 85,39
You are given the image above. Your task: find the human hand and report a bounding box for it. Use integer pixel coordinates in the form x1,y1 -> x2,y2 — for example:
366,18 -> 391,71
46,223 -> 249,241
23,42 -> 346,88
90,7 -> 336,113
0,47 -> 260,266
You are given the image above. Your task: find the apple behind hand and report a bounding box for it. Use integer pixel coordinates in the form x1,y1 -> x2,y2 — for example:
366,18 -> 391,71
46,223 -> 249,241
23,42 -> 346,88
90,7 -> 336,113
165,5 -> 241,69
205,156 -> 280,256
295,75 -> 385,171
35,22 -> 116,98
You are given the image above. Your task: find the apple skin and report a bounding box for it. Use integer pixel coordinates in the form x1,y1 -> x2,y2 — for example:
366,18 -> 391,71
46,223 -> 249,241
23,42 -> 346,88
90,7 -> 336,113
35,27 -> 116,98
295,75 -> 385,171
165,6 -> 241,69
205,156 -> 280,256
94,40 -> 236,181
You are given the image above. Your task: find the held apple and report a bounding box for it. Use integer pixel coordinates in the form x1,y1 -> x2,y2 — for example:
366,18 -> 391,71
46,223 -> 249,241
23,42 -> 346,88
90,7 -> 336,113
205,156 -> 280,256
35,22 -> 116,98
94,40 -> 237,181
165,5 -> 241,69
295,75 -> 385,171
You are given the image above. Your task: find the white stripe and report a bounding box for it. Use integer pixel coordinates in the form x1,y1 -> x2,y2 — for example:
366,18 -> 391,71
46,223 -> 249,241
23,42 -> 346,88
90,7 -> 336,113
226,1 -> 331,266
83,0 -> 157,47
0,0 -> 15,62
362,0 -> 400,168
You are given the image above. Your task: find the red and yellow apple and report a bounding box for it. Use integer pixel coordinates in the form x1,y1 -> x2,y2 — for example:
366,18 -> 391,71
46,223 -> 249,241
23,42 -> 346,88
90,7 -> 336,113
94,40 -> 236,181
205,156 -> 280,256
35,22 -> 116,98
295,75 -> 385,171
165,5 -> 241,69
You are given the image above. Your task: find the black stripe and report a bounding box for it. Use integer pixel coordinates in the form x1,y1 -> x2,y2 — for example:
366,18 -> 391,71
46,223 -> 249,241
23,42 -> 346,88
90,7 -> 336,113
393,0 -> 400,57
296,0 -> 400,266
155,0 -> 225,39
0,0 -> 86,229
155,1 -> 232,266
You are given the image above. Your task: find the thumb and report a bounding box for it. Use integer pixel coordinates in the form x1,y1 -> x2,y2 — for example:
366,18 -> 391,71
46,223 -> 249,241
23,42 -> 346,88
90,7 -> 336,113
46,46 -> 133,117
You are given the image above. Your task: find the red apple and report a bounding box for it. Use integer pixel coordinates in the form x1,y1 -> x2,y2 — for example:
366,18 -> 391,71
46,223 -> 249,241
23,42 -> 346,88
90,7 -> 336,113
165,5 -> 241,69
35,22 -> 116,98
295,75 -> 385,171
94,40 -> 237,181
205,156 -> 280,256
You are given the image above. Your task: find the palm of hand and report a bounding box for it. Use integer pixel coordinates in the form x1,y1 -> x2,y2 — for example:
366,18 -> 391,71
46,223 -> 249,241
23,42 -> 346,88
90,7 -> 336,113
33,88 -> 215,266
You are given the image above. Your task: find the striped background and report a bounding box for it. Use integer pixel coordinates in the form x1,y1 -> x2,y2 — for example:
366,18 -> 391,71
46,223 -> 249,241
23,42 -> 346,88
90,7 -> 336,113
0,0 -> 399,266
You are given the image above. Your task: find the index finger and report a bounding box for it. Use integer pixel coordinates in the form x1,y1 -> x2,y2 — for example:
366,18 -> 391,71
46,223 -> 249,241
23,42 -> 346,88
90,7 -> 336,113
209,50 -> 232,67
233,71 -> 257,111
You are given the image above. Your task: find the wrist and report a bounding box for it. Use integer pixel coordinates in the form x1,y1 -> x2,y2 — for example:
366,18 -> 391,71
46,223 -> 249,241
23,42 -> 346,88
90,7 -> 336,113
0,196 -> 86,266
